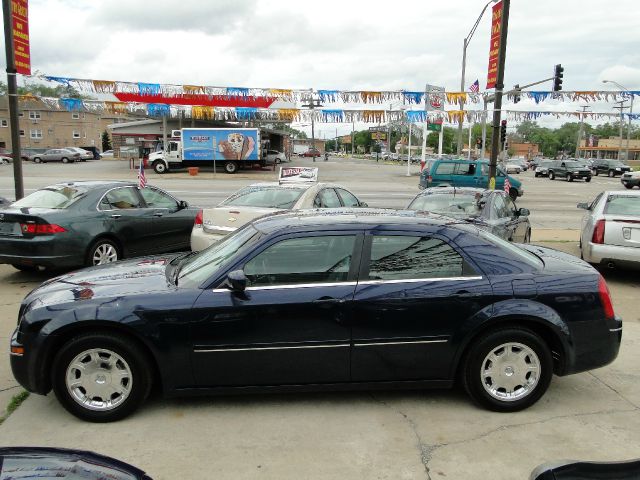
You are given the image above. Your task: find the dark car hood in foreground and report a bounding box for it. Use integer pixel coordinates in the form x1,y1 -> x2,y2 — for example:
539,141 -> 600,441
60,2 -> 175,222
24,254 -> 182,308
0,447 -> 151,479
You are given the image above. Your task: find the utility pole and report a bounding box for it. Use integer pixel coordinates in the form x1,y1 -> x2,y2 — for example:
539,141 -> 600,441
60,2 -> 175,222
613,100 -> 628,161
387,103 -> 392,156
301,92 -> 323,163
351,121 -> 354,156
2,0 -> 24,199
406,122 -> 412,176
575,106 -> 591,159
488,0 -> 510,189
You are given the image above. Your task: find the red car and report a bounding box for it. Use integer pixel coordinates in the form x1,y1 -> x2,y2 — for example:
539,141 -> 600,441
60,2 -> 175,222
302,149 -> 321,157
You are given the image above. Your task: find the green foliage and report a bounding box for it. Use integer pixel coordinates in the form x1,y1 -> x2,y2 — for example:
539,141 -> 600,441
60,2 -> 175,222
426,127 -> 456,154
0,80 -> 94,100
101,130 -> 112,151
0,390 -> 29,425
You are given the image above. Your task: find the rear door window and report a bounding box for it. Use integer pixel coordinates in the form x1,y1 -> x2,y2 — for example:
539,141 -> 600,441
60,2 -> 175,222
101,187 -> 142,210
435,162 -> 456,175
315,189 -> 342,208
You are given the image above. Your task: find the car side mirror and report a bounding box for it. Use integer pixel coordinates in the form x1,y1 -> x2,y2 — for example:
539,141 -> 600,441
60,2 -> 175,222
359,201 -> 368,207
178,200 -> 189,209
225,270 -> 247,292
518,208 -> 530,217
577,202 -> 589,210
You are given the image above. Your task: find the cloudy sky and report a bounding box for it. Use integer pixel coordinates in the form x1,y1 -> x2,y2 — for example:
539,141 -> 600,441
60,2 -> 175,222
4,0 -> 640,136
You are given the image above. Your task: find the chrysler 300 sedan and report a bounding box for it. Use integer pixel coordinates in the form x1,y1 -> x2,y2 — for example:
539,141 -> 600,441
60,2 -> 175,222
11,209 -> 621,422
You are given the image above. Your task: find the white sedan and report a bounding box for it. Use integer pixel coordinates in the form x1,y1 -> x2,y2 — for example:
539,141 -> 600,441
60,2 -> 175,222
504,162 -> 522,174
190,182 -> 366,251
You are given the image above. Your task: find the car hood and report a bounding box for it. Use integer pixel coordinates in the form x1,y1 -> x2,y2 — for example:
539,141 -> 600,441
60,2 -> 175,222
202,206 -> 284,235
24,254 -> 181,308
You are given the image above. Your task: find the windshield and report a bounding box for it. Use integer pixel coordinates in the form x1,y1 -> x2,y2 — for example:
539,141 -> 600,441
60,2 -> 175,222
563,161 -> 581,168
11,186 -> 86,209
178,225 -> 261,288
409,193 -> 483,216
604,195 -> 640,216
220,186 -> 306,209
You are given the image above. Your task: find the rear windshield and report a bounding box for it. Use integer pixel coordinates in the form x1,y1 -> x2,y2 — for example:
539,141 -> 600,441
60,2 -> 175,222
11,185 -> 86,209
221,186 -> 306,209
409,193 -> 482,216
604,195 -> 640,216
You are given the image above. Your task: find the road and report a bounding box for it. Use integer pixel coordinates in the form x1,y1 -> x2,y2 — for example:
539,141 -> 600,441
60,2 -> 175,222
0,156 -> 629,230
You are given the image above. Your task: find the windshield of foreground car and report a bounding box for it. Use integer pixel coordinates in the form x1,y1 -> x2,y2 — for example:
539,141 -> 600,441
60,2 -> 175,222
11,186 -> 87,209
177,225 -> 262,288
409,194 -> 482,216
220,186 -> 306,209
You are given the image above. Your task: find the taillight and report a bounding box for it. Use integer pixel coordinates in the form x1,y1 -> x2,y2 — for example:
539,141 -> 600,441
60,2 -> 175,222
598,275 -> 615,320
194,210 -> 203,227
591,219 -> 606,244
20,223 -> 66,235
427,175 -> 433,184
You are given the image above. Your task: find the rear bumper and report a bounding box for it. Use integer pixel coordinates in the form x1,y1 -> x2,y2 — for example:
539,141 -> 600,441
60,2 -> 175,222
0,236 -> 82,268
583,242 -> 640,268
561,315 -> 622,376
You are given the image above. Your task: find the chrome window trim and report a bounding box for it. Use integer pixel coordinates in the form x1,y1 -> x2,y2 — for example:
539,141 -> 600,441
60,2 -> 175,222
203,225 -> 237,233
353,339 -> 448,347
195,343 -> 350,353
609,327 -> 622,332
358,276 -> 482,286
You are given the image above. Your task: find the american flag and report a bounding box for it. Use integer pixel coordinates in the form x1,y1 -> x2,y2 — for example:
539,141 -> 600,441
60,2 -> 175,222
469,79 -> 480,93
504,177 -> 511,195
138,161 -> 147,189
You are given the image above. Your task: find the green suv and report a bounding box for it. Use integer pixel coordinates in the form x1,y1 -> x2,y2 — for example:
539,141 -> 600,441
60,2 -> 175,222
547,160 -> 592,182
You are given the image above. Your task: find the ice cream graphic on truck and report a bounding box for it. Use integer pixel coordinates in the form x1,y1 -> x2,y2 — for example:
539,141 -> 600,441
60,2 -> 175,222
148,128 -> 261,174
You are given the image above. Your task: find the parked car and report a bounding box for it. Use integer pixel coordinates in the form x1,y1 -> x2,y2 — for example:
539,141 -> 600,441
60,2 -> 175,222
529,157 -> 544,169
101,149 -> 114,158
65,147 -> 93,162
591,159 -> 631,177
0,153 -> 11,164
264,149 -> 285,165
531,458 -> 640,480
79,146 -> 102,160
19,147 -> 47,161
547,160 -> 592,182
578,190 -> 640,269
30,149 -> 81,164
302,149 -> 321,157
621,170 -> 640,189
510,158 -> 528,171
0,181 -> 198,271
534,160 -> 554,177
407,187 -> 531,243
10,209 -> 621,422
504,162 -> 522,174
419,159 -> 524,199
0,447 -> 152,480
191,181 -> 366,250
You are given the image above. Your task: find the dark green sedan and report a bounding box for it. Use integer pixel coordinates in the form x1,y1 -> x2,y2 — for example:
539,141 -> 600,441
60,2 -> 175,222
0,181 -> 198,271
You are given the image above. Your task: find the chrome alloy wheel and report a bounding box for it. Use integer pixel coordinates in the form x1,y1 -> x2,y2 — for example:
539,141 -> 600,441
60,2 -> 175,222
65,348 -> 133,411
93,243 -> 118,265
480,342 -> 540,402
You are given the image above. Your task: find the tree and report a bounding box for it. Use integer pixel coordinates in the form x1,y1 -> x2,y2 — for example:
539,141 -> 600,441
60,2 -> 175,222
101,130 -> 112,152
0,80 -> 94,100
426,127 -> 456,154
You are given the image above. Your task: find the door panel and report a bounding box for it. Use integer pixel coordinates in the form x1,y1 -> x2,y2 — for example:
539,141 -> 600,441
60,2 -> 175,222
99,187 -> 153,255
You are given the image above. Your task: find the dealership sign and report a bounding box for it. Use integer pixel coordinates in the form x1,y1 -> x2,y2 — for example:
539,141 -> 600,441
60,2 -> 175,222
11,0 -> 30,75
279,167 -> 318,183
486,1 -> 503,89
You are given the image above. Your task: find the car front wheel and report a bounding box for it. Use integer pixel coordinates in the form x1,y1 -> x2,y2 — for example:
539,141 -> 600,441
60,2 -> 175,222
549,171 -> 555,180
61,157 -> 69,164
52,332 -> 153,422
585,176 -> 591,183
566,174 -> 573,182
461,327 -> 552,412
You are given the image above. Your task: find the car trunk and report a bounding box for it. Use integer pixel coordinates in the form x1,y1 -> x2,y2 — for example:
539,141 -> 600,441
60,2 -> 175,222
604,215 -> 640,248
202,206 -> 281,236
0,208 -> 61,238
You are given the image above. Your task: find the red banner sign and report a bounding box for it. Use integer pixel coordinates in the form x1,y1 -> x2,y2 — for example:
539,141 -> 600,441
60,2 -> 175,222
11,0 -> 30,75
486,1 -> 502,89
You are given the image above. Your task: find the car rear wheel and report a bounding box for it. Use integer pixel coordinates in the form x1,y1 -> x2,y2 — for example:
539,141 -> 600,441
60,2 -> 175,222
461,327 -> 552,412
52,332 -> 153,422
566,174 -> 573,182
33,157 -> 41,163
608,170 -> 615,177
585,177 -> 591,183
593,169 -> 599,176
87,239 -> 120,266
549,171 -> 555,180
11,264 -> 37,272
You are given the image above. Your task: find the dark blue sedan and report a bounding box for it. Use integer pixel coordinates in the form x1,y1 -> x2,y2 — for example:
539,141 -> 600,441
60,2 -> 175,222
10,209 -> 621,422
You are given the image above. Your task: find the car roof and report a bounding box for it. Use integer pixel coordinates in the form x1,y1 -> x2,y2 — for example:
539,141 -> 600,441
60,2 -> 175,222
45,180 -> 137,189
250,208 -> 466,235
415,187 -> 497,196
245,182 -> 344,190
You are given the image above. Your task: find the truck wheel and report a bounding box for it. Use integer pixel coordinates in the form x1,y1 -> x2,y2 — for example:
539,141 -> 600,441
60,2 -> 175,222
224,161 -> 238,174
549,171 -> 555,180
153,161 -> 167,174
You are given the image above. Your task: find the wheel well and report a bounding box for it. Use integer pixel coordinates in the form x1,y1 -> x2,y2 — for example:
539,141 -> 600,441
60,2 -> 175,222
87,234 -> 124,260
455,318 -> 566,382
41,324 -> 162,394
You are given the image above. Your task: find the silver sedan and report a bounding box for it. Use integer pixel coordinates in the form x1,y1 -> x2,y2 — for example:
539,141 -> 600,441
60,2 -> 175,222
578,190 -> 640,269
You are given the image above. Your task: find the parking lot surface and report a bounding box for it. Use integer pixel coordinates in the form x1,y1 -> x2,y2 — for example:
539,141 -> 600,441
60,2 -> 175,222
0,158 -> 638,479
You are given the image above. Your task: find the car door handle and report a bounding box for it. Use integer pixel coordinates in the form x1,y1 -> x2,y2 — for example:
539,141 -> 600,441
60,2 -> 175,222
313,297 -> 344,305
453,291 -> 482,299
153,212 -> 164,217
110,214 -> 121,219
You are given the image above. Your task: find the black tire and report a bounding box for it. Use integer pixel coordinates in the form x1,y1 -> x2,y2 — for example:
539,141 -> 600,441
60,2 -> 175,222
461,327 -> 553,412
624,184 -> 633,189
509,188 -> 518,200
51,332 -> 153,422
33,157 -> 41,163
275,158 -> 282,164
224,161 -> 238,174
608,170 -> 615,177
585,176 -> 591,183
549,171 -> 555,180
11,264 -> 37,272
86,238 -> 121,267
152,161 -> 167,174
61,157 -> 69,164
534,172 -> 539,178
593,169 -> 599,176
567,174 -> 573,182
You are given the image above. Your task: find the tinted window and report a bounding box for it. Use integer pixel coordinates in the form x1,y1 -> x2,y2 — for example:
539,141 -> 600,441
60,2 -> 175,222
409,193 -> 482,216
102,187 -> 141,210
435,162 -> 456,175
221,186 -> 305,209
12,185 -> 86,209
563,161 -> 580,168
316,189 -> 341,208
368,236 -> 466,280
491,194 -> 510,218
604,195 -> 640,216
140,188 -> 178,209
336,188 -> 360,207
244,235 -> 356,286
454,162 -> 476,175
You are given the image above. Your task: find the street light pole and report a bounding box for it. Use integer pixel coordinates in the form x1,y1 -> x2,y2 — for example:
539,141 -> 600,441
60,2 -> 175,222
575,105 -> 591,159
613,100 -> 627,161
301,92 -> 323,163
604,80 -> 634,162
457,0 -> 498,156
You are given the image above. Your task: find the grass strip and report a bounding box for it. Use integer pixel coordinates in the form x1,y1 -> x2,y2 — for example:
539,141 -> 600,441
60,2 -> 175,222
0,390 -> 29,425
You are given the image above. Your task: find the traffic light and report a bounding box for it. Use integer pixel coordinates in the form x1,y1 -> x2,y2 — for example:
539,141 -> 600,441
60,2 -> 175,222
513,84 -> 521,103
500,120 -> 507,146
553,64 -> 564,92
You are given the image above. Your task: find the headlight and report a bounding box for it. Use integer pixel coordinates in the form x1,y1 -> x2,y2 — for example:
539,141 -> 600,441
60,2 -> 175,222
616,167 -> 621,170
